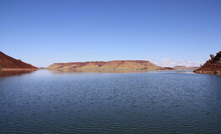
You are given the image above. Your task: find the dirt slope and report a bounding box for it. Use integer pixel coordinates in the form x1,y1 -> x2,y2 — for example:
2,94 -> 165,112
194,51 -> 221,75
0,51 -> 38,70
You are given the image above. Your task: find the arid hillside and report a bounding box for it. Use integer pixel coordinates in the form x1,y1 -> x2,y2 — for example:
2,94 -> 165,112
194,51 -> 221,75
47,60 -> 162,70
0,51 -> 38,70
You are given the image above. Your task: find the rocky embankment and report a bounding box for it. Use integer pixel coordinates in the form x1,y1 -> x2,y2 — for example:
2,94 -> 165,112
0,51 -> 38,70
194,51 -> 221,75
47,60 -> 162,70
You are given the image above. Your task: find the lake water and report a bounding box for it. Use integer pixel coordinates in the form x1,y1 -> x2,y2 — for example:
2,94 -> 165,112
0,70 -> 221,133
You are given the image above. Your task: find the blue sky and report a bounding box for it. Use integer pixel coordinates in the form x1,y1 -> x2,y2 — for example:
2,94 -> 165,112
1,0 -> 221,67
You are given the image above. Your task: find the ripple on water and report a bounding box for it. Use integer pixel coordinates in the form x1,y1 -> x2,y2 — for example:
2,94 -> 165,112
0,71 -> 221,133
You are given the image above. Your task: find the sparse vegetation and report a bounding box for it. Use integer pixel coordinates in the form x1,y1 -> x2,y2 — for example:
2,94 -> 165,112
210,54 -> 215,59
196,51 -> 221,75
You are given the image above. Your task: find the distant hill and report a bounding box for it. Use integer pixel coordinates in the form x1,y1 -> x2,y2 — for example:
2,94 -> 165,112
163,66 -> 199,70
173,66 -> 199,70
194,51 -> 221,75
0,51 -> 38,70
47,60 -> 162,70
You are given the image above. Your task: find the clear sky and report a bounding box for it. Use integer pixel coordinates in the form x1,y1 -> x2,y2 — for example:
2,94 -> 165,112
1,0 -> 221,67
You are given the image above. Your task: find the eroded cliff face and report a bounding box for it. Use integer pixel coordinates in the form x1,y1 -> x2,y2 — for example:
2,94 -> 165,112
0,51 -> 38,70
47,60 -> 162,70
194,51 -> 221,75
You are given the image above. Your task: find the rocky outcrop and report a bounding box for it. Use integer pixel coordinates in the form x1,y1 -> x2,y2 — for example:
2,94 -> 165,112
194,51 -> 221,75
47,60 -> 162,70
0,51 -> 38,70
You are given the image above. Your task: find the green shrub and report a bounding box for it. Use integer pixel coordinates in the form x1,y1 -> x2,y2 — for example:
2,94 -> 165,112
210,54 -> 215,59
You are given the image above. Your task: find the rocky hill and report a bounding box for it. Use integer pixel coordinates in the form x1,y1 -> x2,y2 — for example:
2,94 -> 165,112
47,60 -> 162,70
0,51 -> 38,70
194,51 -> 221,75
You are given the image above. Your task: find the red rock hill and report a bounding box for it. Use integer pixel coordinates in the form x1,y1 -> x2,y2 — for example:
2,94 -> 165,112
47,60 -> 162,70
194,51 -> 221,75
0,51 -> 38,70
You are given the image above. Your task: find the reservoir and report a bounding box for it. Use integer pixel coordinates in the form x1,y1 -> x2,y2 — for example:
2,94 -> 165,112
0,70 -> 221,133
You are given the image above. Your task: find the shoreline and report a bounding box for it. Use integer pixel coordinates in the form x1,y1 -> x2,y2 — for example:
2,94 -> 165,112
0,68 -> 39,71
194,70 -> 221,75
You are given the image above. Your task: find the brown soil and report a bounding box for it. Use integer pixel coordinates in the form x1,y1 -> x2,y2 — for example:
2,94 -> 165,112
194,51 -> 221,75
0,51 -> 38,70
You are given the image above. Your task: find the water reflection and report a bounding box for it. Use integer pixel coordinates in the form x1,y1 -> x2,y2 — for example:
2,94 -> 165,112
48,69 -> 148,74
0,70 -> 36,77
48,69 -> 194,74
0,70 -> 220,133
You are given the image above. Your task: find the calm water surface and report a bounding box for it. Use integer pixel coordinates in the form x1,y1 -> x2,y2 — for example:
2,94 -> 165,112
0,70 -> 221,133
